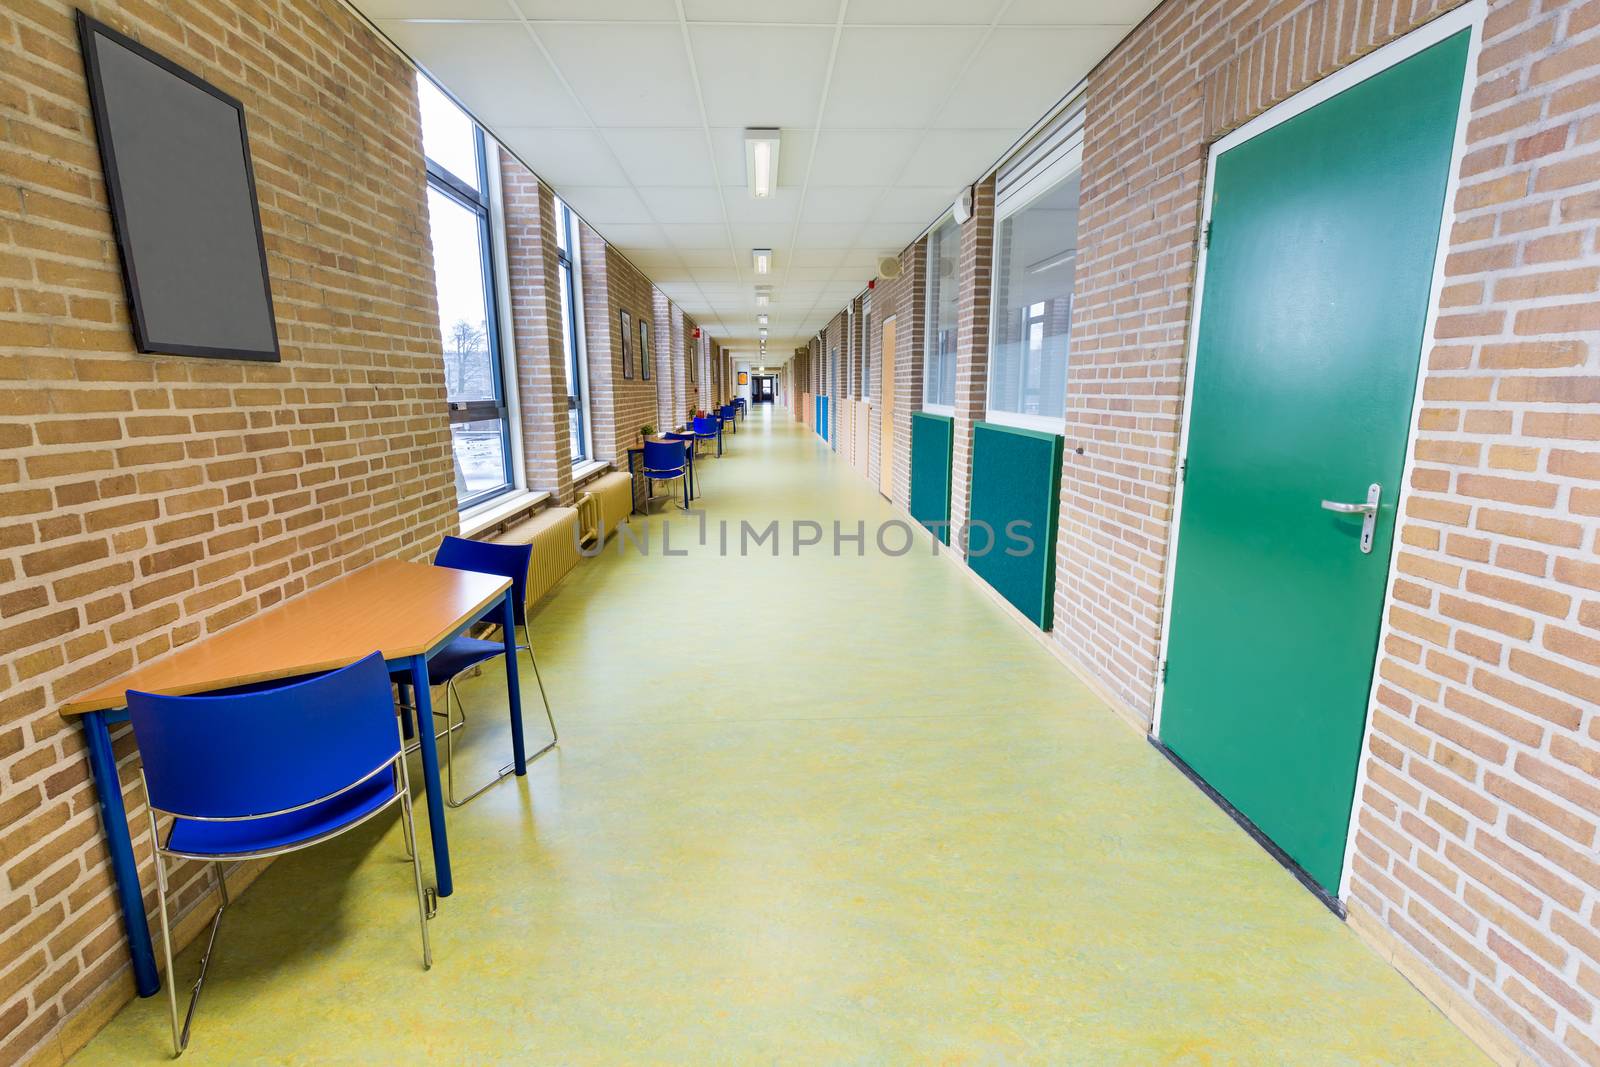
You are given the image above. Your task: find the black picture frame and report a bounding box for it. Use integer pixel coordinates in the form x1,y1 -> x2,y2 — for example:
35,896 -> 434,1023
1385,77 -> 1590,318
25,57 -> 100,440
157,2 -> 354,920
77,11 -> 281,362
639,319 -> 651,381
619,308 -> 634,378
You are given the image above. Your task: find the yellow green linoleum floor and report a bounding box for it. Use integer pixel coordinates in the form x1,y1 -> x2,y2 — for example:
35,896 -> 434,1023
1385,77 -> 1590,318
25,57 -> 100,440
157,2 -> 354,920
75,408 -> 1484,1065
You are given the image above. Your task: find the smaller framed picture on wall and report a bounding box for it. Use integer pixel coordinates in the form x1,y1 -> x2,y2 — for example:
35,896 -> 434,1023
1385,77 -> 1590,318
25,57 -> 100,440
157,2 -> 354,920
619,309 -> 634,378
640,319 -> 652,380
738,371 -> 748,385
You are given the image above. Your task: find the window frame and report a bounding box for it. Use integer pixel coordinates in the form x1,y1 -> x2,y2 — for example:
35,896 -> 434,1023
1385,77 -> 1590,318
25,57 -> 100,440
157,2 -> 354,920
554,197 -> 592,466
422,80 -> 515,511
921,211 -> 959,416
982,123 -> 1085,436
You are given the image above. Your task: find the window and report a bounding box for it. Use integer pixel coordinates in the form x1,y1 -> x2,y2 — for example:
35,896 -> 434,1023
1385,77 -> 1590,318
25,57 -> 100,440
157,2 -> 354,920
554,197 -> 590,464
419,75 -> 512,509
923,215 -> 959,410
987,170 -> 1079,429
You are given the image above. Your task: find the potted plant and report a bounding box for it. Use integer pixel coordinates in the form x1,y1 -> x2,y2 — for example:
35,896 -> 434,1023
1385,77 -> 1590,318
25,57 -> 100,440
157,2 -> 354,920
638,423 -> 655,441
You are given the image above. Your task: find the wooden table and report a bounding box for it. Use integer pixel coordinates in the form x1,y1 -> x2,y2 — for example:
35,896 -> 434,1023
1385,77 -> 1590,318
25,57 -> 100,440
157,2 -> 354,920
60,558 -> 524,999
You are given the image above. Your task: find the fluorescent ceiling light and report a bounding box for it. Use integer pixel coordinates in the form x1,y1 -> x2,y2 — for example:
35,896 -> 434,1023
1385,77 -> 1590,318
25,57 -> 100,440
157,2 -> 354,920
759,328 -> 768,339
757,314 -> 768,326
752,248 -> 772,275
744,128 -> 780,199
755,287 -> 771,306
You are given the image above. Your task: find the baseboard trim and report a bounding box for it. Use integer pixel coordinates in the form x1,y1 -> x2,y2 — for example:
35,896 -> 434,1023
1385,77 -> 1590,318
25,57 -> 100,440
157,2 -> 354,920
1346,901 -> 1531,1067
22,859 -> 272,1067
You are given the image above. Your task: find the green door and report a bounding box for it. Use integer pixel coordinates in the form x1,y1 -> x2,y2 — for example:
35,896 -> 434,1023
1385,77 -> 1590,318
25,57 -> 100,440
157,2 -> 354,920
1159,30 -> 1469,895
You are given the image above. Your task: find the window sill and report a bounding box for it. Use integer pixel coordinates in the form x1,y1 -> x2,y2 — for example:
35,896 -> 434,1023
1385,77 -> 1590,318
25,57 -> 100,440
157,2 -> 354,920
459,489 -> 550,539
571,459 -> 608,485
921,404 -> 955,418
982,410 -> 1066,436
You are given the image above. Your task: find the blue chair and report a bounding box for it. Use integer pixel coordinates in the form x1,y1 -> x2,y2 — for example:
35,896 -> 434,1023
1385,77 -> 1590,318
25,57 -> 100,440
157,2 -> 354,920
423,536 -> 558,807
127,653 -> 431,1056
719,403 -> 737,435
642,438 -> 690,511
693,415 -> 722,457
734,397 -> 747,421
662,431 -> 698,498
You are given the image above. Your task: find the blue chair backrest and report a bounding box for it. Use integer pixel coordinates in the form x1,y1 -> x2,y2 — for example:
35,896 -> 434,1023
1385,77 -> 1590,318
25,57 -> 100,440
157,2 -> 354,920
128,652 -> 398,820
644,438 -> 686,472
719,404 -> 734,421
434,534 -> 533,628
694,416 -> 718,435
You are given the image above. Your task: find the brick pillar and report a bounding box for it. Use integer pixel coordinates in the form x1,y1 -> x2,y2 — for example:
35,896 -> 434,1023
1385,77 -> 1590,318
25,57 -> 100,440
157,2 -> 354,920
499,157 -> 574,505
652,288 -> 675,432
949,178 -> 995,554
893,239 -> 926,510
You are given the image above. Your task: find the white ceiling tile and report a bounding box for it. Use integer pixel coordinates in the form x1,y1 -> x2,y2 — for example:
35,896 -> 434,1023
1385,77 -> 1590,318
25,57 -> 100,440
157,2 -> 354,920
588,223 -> 666,247
536,23 -> 702,126
901,128 -> 1020,187
720,185 -> 802,225
821,28 -> 975,128
800,185 -> 883,223
562,186 -> 653,225
729,223 -> 793,249
845,0 -> 1005,24
876,186 -> 957,224
658,223 -> 730,248
378,21 -> 586,127
856,222 -> 923,249
1002,0 -> 1157,25
515,0 -> 678,18
690,26 -> 834,128
791,224 -> 862,248
790,247 -> 852,267
683,0 -> 840,22
936,26 -> 1128,128
496,128 -> 629,186
635,186 -> 726,224
600,128 -> 718,185
808,130 -> 918,186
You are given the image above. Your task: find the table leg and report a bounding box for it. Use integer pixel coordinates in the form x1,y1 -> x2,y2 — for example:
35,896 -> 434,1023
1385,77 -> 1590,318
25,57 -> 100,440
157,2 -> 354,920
82,712 -> 160,997
500,592 -> 527,776
406,655 -> 452,898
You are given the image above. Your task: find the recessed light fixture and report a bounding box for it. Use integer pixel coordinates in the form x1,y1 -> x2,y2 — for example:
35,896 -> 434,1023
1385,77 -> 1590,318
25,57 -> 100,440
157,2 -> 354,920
743,128 -> 781,200
755,285 -> 771,307
759,328 -> 768,339
752,248 -> 771,275
757,314 -> 768,326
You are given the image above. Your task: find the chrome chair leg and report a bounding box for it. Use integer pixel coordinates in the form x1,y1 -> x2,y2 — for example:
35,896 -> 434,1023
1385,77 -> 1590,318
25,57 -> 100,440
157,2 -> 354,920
394,748 -> 433,967
440,623 -> 560,806
149,833 -> 228,1055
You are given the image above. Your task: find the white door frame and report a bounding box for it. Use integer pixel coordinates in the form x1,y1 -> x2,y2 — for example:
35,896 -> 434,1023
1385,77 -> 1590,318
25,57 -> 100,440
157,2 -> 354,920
1145,2 -> 1485,904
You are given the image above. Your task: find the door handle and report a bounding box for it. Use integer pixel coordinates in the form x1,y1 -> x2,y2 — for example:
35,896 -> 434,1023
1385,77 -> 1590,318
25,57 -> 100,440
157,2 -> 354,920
1320,483 -> 1381,554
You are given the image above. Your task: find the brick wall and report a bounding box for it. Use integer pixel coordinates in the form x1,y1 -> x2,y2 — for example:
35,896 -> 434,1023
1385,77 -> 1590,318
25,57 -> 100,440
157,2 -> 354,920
499,154 -> 573,504
575,224 -> 657,461
1350,3 -> 1600,1063
0,0 -> 455,1061
949,178 -> 996,553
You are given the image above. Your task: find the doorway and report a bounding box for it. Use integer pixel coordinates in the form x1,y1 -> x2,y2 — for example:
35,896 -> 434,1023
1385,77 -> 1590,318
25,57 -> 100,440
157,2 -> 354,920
1153,14 -> 1475,901
753,375 -> 775,403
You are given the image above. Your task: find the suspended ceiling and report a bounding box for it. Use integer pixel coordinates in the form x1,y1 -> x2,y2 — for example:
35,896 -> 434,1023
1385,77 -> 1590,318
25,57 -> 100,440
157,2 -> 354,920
350,0 -> 1159,357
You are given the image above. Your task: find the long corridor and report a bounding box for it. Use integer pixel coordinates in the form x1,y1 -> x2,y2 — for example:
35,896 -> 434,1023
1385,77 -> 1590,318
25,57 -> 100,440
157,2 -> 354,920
75,410 -> 1481,1064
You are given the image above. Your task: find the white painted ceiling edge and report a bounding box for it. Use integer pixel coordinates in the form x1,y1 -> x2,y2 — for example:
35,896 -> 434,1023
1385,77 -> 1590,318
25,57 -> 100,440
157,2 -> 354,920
337,0 -> 1156,360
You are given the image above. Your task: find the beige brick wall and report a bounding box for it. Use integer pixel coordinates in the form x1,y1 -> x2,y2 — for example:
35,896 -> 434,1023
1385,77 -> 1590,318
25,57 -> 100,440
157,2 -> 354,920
0,0 -> 455,1060
499,155 -> 573,504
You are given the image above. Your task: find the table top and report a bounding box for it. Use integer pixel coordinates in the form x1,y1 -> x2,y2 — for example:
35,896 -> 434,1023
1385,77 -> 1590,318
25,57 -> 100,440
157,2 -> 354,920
60,558 -> 510,717
627,434 -> 695,453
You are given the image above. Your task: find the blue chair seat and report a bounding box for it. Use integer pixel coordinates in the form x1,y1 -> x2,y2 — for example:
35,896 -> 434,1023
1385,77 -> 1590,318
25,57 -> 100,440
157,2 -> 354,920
166,767 -> 396,857
422,636 -> 504,686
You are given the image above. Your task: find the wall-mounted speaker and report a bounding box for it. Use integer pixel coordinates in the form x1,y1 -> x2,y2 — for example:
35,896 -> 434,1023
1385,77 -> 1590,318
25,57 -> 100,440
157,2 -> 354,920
952,184 -> 974,225
877,256 -> 902,279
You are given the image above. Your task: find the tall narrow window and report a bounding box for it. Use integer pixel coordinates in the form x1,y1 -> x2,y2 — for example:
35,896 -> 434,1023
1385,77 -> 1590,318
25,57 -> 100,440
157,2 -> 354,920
419,74 -> 512,508
987,106 -> 1082,432
923,215 -> 960,410
554,197 -> 589,464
